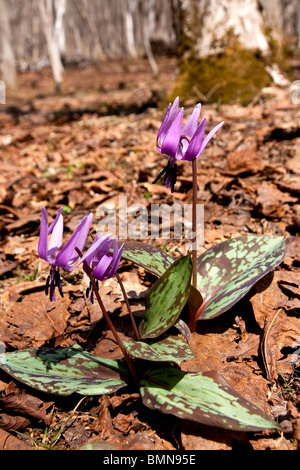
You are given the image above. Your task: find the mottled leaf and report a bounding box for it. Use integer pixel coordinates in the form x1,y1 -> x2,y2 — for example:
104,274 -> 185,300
123,336 -> 194,365
173,319 -> 191,343
140,367 -> 280,432
121,240 -> 173,277
139,254 -> 192,339
196,235 -> 285,320
0,345 -> 129,396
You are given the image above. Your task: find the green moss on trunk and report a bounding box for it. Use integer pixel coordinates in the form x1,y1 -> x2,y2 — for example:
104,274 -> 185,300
171,41 -> 272,106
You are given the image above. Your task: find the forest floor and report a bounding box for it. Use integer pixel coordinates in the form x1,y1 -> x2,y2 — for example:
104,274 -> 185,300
0,56 -> 299,451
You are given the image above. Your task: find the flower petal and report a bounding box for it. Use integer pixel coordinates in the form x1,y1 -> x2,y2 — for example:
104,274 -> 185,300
48,207 -> 63,235
38,207 -> 49,262
156,103 -> 171,151
55,214 -> 92,270
108,238 -> 124,276
73,233 -> 113,269
156,97 -> 180,151
47,213 -> 63,259
182,118 -> 206,161
168,96 -> 180,123
182,103 -> 201,139
67,213 -> 93,265
199,121 -> 224,156
92,254 -> 112,280
160,108 -> 184,158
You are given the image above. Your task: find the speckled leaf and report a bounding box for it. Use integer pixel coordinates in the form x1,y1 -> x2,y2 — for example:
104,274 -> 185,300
0,345 -> 129,396
121,240 -> 173,277
140,367 -> 280,432
123,336 -> 194,365
139,254 -> 192,339
196,235 -> 285,321
173,319 -> 191,343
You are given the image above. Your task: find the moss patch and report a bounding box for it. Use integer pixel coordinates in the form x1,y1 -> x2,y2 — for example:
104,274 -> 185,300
171,42 -> 273,106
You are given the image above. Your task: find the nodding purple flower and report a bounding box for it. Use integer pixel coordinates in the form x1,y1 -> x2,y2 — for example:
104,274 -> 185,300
83,234 -> 124,303
153,97 -> 224,192
38,207 -> 93,301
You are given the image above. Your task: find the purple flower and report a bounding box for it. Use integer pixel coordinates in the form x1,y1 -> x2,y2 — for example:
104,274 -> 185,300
156,96 -> 184,159
38,206 -> 93,301
154,97 -> 224,192
83,234 -> 124,302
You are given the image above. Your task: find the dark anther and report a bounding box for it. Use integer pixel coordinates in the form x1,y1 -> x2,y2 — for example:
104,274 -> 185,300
152,163 -> 169,185
170,163 -> 177,190
54,268 -> 64,298
45,275 -> 50,296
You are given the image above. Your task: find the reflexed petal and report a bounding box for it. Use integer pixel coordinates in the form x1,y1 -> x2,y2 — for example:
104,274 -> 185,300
48,207 -> 63,235
198,121 -> 224,156
38,207 -> 50,262
168,97 -> 180,124
109,239 -> 124,275
55,214 -> 92,270
156,103 -> 171,151
160,108 -> 184,158
48,213 -> 63,256
156,97 -> 180,151
68,213 -> 93,265
182,118 -> 206,161
91,237 -> 113,267
74,233 -> 113,269
92,254 -> 112,280
181,103 -> 201,139
38,207 -> 65,264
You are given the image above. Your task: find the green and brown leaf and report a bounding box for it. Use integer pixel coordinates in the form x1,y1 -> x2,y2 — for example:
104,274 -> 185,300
195,235 -> 285,320
123,335 -> 194,365
139,254 -> 192,339
121,240 -> 174,277
0,345 -> 130,396
140,367 -> 280,432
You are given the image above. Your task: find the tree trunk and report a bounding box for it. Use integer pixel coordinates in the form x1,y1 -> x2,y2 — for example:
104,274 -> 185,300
179,0 -> 270,58
54,0 -> 67,60
39,0 -> 64,92
172,0 -> 288,105
124,0 -> 138,58
139,0 -> 159,77
0,0 -> 17,90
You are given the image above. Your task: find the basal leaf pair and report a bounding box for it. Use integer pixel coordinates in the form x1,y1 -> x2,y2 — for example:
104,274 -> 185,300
0,212 -> 284,436
0,344 -> 279,432
0,96 -> 286,436
121,234 -> 286,327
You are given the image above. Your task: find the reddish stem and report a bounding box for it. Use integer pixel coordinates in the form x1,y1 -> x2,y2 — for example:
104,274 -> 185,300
191,158 -> 198,290
115,272 -> 140,341
181,134 -> 198,290
75,248 -> 139,386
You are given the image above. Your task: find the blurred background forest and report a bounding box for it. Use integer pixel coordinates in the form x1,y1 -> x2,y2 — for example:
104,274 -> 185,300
0,0 -> 300,103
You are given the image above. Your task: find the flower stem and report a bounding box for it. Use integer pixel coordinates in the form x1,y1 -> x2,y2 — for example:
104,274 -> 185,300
192,158 -> 198,290
115,272 -> 140,341
75,248 -> 139,386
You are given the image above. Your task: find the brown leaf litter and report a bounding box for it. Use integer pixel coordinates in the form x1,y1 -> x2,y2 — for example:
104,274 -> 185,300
0,57 -> 299,450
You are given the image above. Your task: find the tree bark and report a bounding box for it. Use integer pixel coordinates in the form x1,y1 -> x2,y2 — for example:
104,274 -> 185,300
139,0 -> 159,77
171,0 -> 293,105
38,0 -> 64,92
178,0 -> 270,59
0,0 -> 17,90
54,0 -> 67,60
124,0 -> 138,58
